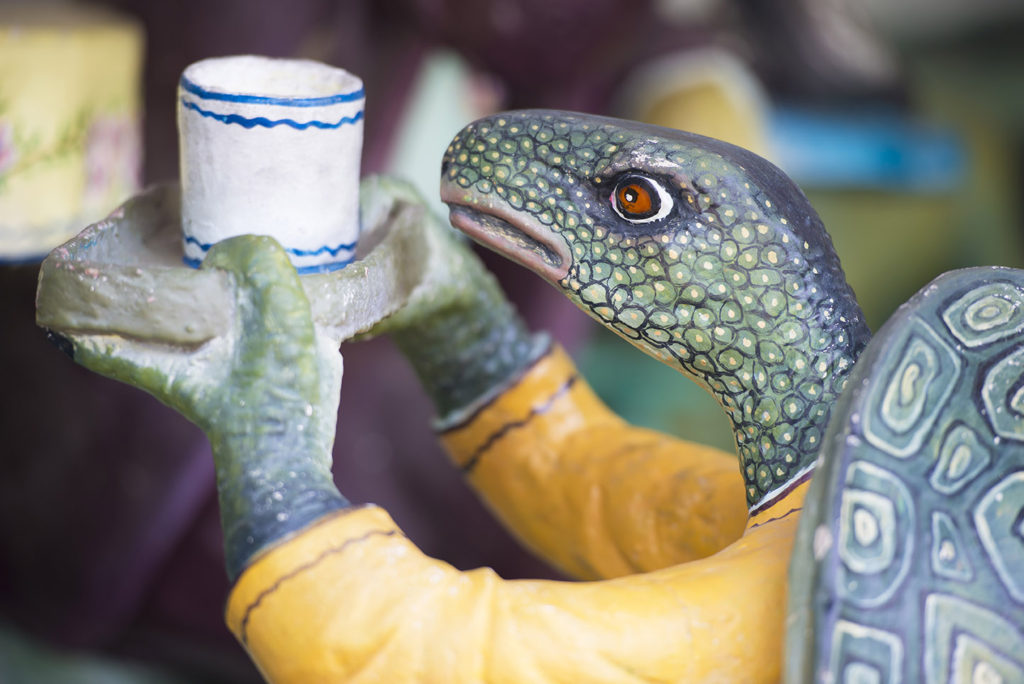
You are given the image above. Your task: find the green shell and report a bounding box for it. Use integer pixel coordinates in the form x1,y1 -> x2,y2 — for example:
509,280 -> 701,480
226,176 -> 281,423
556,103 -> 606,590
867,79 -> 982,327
787,266 -> 1024,683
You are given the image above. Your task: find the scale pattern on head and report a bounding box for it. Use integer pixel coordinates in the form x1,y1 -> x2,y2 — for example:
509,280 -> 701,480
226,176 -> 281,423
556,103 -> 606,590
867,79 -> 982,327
441,110 -> 871,509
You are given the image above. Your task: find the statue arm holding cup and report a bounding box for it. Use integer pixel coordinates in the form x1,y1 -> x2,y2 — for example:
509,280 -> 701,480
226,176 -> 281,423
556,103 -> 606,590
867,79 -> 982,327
69,235 -> 349,582
179,238 -> 780,682
55,183 -> 772,683
66,178 -> 743,582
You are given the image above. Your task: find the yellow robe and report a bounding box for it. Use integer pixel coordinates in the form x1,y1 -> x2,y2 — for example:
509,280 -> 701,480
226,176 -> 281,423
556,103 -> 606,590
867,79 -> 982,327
225,345 -> 807,683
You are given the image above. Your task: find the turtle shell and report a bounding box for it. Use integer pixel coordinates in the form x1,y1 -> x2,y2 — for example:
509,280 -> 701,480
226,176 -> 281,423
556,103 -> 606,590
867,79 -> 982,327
787,266 -> 1024,683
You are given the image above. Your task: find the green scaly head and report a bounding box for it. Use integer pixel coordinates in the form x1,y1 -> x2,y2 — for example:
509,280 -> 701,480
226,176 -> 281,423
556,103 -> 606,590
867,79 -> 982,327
441,110 -> 871,512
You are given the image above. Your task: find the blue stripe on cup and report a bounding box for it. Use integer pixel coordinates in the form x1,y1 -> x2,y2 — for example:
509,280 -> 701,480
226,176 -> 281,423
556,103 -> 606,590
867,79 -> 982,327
182,235 -> 358,274
179,74 -> 365,107
181,99 -> 363,130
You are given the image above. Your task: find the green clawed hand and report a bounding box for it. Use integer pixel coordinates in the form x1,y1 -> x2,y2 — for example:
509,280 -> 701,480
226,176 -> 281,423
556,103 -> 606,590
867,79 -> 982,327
71,235 -> 348,581
47,176 -> 545,584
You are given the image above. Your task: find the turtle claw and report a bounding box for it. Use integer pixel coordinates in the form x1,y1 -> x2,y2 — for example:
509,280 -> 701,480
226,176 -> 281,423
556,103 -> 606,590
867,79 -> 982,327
68,234 -> 341,442
64,234 -> 348,580
198,235 -> 329,432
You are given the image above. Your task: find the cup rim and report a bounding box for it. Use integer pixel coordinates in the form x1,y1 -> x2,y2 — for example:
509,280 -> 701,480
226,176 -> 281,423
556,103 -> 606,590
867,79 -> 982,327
180,55 -> 364,108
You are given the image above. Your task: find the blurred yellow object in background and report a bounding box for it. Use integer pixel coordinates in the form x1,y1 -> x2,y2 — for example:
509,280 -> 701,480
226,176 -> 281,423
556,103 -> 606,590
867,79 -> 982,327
615,48 -> 770,158
0,1 -> 142,262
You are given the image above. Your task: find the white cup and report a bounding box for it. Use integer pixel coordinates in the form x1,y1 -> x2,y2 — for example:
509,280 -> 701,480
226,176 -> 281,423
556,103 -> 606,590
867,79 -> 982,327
177,55 -> 364,273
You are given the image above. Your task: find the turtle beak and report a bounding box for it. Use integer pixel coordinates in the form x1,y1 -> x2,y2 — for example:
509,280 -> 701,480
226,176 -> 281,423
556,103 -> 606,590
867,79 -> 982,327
440,177 -> 571,283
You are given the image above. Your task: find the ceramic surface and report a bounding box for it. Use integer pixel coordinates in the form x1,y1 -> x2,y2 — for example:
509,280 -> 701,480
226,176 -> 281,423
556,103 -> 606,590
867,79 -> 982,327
177,56 -> 364,273
36,180 -> 426,346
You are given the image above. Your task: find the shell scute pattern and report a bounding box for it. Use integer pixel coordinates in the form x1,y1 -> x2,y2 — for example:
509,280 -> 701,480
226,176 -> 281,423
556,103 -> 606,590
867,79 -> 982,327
443,110 -> 870,508
792,268 -> 1024,684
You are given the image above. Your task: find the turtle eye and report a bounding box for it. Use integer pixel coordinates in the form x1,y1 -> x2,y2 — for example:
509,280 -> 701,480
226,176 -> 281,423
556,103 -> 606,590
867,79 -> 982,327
611,174 -> 673,223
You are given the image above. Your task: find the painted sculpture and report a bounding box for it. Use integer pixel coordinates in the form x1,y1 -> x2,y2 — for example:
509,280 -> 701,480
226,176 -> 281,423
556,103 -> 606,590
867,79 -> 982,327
440,111 -> 1024,682
36,110 -> 1024,683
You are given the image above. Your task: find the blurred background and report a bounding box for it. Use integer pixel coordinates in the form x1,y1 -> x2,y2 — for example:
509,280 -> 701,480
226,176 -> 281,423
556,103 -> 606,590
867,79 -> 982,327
1,0 -> 1022,680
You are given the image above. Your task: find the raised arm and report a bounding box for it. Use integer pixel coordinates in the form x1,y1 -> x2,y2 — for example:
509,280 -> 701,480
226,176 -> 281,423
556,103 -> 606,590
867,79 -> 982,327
47,177 -> 795,683
68,235 -> 348,581
371,178 -> 746,579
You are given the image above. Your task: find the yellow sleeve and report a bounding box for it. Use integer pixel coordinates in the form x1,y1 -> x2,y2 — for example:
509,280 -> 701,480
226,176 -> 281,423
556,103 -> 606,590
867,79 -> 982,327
225,503 -> 801,684
439,343 -> 747,579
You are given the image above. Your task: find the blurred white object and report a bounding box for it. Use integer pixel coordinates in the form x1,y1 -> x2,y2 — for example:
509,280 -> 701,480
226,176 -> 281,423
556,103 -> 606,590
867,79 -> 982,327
177,56 -> 364,274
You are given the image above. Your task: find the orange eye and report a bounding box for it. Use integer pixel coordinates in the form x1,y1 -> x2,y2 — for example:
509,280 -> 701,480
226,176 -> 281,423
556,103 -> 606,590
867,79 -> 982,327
617,183 -> 653,215
611,175 -> 668,222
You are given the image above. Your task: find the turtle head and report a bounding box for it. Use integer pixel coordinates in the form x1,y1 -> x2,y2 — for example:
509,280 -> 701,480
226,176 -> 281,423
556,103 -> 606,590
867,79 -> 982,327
441,110 -> 862,371
442,109 -> 871,509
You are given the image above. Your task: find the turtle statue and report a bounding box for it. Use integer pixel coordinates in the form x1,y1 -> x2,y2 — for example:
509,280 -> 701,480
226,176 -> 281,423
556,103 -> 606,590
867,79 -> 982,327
37,111 -> 1024,683
440,109 -> 1024,683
